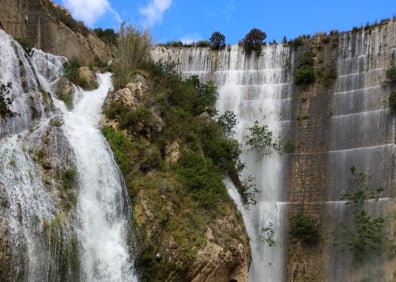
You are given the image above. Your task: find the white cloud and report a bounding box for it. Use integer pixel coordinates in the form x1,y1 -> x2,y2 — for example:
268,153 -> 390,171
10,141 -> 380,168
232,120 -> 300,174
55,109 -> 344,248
140,0 -> 172,27
62,0 -> 121,27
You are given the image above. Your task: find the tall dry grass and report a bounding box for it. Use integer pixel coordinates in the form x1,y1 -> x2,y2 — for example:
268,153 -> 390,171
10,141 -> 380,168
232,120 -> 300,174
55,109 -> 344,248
112,23 -> 152,90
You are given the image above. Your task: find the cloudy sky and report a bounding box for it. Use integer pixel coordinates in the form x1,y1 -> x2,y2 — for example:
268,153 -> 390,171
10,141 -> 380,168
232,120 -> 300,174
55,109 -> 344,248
53,0 -> 396,44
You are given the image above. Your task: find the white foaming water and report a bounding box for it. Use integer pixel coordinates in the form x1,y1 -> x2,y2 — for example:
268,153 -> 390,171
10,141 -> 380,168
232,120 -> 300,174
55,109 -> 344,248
0,29 -> 137,281
216,45 -> 291,282
0,135 -> 56,280
62,73 -> 138,282
154,45 -> 293,281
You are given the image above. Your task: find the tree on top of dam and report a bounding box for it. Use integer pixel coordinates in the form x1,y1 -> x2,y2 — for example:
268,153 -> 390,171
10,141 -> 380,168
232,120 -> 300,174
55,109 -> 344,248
209,31 -> 226,50
240,28 -> 267,56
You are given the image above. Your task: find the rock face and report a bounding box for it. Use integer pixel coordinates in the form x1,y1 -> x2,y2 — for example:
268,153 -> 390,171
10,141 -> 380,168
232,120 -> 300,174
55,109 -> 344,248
102,74 -> 251,282
0,0 -> 109,62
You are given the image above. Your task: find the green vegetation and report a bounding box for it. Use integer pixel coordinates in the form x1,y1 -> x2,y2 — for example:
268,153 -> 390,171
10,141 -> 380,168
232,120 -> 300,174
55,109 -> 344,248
103,60 -> 247,281
15,38 -> 34,56
93,28 -> 118,46
288,35 -> 311,49
240,175 -> 257,206
240,28 -> 267,56
58,168 -> 77,212
159,40 -> 212,48
389,91 -> 396,111
0,82 -> 16,118
245,121 -> 277,156
112,23 -> 152,90
177,151 -> 229,209
335,167 -> 385,262
261,222 -> 276,247
386,61 -> 396,85
216,110 -> 238,138
245,120 -> 294,156
209,31 -> 226,50
289,214 -> 320,245
295,65 -> 315,84
56,89 -> 73,110
294,51 -> 315,85
195,40 -> 211,48
43,214 -> 80,280
63,57 -> 98,90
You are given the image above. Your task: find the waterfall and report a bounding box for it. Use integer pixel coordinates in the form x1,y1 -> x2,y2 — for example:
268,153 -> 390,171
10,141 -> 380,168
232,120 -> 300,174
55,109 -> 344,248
154,45 -> 293,281
62,74 -> 137,282
215,46 -> 292,282
326,28 -> 395,281
0,30 -> 137,281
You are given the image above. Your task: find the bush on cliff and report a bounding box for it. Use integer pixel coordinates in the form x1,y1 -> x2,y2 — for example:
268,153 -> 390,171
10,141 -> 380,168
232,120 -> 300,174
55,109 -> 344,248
0,82 -> 16,118
294,65 -> 315,84
294,51 -> 316,85
389,91 -> 396,111
103,61 -> 247,281
386,62 -> 396,84
289,214 -> 320,245
335,167 -> 386,263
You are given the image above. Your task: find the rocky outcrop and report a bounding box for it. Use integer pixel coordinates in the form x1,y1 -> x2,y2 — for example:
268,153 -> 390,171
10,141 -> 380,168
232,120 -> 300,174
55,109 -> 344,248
0,0 -> 110,62
101,74 -> 251,282
131,175 -> 250,282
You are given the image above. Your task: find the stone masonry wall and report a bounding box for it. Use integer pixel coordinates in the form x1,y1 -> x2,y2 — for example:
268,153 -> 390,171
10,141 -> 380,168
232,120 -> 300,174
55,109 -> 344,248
286,33 -> 339,282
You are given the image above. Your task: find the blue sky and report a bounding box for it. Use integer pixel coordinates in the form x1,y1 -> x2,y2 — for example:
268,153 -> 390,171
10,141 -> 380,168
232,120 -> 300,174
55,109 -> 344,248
54,0 -> 396,44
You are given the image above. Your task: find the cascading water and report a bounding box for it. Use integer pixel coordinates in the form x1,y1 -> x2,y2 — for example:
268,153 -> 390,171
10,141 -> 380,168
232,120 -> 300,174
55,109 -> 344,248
62,74 -> 137,282
153,44 -> 293,281
326,28 -> 396,281
0,29 -> 137,281
215,46 -> 292,282
153,23 -> 396,281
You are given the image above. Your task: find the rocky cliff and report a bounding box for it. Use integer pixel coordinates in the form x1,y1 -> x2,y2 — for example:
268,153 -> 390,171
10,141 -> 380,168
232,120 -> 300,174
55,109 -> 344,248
0,0 -> 109,62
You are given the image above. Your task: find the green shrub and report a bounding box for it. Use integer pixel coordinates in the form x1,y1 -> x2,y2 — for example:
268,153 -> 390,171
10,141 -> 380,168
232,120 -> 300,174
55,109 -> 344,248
93,28 -> 118,46
261,222 -> 276,247
101,126 -> 134,174
386,62 -> 396,84
0,82 -> 16,117
56,89 -> 73,110
15,38 -> 34,56
336,167 -> 386,262
195,40 -> 211,48
216,110 -> 238,138
59,168 -> 77,190
177,151 -> 228,209
245,121 -> 277,156
240,175 -> 257,206
119,105 -> 149,130
342,210 -> 385,262
297,51 -> 314,68
389,91 -> 396,111
63,57 -> 90,89
295,65 -> 315,84
290,214 -> 320,244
